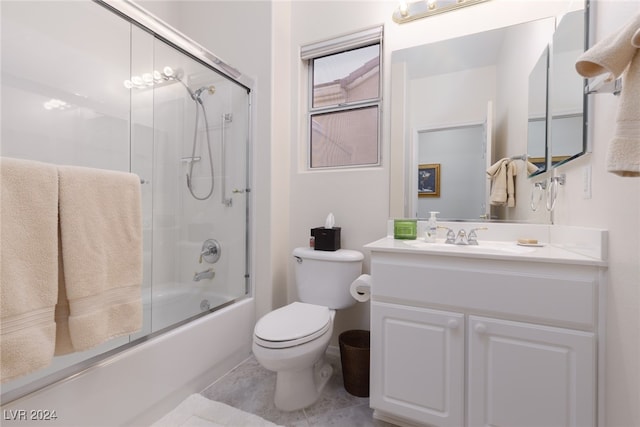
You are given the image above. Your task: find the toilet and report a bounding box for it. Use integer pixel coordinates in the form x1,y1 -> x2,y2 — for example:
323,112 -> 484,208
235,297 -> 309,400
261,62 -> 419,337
252,247 -> 364,411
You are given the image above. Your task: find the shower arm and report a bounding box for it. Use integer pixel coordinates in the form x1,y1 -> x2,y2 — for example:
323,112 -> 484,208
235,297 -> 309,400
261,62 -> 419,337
221,113 -> 233,207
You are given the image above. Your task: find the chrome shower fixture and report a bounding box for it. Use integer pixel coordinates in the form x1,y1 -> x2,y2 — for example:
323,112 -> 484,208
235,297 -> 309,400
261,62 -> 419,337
194,86 -> 216,98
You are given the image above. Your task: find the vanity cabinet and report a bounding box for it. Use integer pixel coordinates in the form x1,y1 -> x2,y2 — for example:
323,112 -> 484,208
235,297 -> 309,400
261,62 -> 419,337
366,242 -> 606,427
371,302 -> 465,427
467,316 -> 595,427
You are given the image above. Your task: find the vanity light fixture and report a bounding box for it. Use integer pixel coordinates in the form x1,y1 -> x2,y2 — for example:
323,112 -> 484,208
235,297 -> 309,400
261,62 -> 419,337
123,66 -> 180,90
43,98 -> 71,111
393,0 -> 490,24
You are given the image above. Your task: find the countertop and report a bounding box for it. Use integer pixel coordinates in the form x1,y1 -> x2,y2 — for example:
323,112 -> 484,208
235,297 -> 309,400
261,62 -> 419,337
365,236 -> 608,267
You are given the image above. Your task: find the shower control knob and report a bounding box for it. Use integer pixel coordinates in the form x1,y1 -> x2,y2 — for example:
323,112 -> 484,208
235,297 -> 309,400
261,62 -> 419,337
199,239 -> 221,264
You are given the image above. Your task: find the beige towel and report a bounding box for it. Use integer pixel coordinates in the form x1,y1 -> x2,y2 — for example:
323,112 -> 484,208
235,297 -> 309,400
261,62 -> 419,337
1,157 -> 58,383
575,13 -> 640,79
57,165 -> 143,352
506,161 -> 518,208
576,13 -> 640,177
526,161 -> 540,175
487,158 -> 509,206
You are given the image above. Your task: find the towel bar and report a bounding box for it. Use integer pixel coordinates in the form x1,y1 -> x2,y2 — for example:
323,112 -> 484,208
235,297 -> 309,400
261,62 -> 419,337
585,74 -> 622,96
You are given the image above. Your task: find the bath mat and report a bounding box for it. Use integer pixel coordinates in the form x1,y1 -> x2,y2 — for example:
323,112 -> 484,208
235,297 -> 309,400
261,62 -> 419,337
151,394 -> 283,427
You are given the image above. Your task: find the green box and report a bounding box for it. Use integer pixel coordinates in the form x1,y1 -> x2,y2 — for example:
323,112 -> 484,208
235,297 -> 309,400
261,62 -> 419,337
394,219 -> 417,240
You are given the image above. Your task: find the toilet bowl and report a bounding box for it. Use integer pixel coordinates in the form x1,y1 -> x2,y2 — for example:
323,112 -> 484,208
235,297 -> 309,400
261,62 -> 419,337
252,302 -> 335,411
252,247 -> 364,411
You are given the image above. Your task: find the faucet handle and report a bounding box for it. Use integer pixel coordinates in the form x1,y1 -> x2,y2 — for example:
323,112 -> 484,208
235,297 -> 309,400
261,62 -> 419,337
467,227 -> 488,245
438,226 -> 456,244
199,239 -> 221,264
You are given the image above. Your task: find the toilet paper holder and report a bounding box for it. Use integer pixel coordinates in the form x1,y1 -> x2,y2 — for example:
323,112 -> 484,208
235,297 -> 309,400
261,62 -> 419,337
350,274 -> 372,302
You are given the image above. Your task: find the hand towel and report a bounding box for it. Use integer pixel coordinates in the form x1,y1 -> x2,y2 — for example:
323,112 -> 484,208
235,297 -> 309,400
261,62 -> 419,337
57,165 -> 143,352
1,157 -> 58,383
526,161 -> 539,175
576,13 -> 640,177
575,13 -> 640,79
506,160 -> 518,208
487,158 -> 509,205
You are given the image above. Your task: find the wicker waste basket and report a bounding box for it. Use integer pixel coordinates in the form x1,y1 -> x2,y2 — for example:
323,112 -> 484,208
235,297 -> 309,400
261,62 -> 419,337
338,330 -> 370,397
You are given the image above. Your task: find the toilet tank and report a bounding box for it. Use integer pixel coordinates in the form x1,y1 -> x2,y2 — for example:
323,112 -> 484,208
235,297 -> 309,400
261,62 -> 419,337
292,247 -> 364,310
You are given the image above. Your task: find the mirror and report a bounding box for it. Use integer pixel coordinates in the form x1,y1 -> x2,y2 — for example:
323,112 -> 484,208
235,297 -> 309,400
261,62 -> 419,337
391,18 -> 556,221
527,47 -> 549,176
550,9 -> 587,168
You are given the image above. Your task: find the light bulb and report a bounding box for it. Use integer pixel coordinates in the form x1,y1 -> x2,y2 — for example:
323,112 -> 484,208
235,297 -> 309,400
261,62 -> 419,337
153,70 -> 163,82
399,0 -> 408,16
427,0 -> 437,9
131,76 -> 144,87
123,79 -> 134,89
163,66 -> 174,77
142,73 -> 154,85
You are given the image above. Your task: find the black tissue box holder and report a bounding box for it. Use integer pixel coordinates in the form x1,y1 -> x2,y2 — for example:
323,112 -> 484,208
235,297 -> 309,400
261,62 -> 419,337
311,227 -> 341,251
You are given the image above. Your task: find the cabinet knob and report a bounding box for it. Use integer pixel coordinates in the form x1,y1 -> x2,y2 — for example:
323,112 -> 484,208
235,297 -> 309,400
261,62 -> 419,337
447,319 -> 459,329
474,323 -> 487,334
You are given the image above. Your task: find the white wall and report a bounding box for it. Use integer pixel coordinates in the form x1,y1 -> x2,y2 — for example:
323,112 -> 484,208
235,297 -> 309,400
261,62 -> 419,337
553,2 -> 640,425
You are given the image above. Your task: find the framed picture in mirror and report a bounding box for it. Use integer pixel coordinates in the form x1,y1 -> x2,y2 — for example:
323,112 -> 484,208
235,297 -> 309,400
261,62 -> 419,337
418,163 -> 440,198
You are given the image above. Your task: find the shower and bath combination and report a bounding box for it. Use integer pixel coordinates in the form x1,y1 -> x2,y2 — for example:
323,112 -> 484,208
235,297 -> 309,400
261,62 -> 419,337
161,66 -> 217,201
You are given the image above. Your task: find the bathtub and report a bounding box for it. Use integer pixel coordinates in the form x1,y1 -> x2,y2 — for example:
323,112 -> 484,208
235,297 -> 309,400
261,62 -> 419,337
1,297 -> 255,427
145,286 -> 236,332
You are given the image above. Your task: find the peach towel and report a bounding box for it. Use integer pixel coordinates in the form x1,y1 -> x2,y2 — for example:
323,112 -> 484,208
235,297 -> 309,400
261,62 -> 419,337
57,165 -> 143,353
576,13 -> 640,176
1,157 -> 58,383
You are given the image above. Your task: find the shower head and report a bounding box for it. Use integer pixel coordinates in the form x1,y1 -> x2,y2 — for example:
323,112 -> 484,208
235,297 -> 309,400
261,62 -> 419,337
194,85 -> 216,100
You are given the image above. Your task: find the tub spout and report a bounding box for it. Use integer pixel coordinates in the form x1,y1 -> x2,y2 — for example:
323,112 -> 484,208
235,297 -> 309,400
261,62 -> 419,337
193,268 -> 215,281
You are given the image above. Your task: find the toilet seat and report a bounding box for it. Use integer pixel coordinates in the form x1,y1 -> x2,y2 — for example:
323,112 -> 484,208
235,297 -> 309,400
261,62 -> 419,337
254,302 -> 332,349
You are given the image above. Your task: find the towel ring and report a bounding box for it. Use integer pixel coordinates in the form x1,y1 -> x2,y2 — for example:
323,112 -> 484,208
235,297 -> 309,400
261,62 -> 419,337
546,174 -> 566,212
530,180 -> 546,211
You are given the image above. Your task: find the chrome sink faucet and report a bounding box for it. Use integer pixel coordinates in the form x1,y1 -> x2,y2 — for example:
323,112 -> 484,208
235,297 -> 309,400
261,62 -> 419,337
441,227 -> 488,245
455,229 -> 468,245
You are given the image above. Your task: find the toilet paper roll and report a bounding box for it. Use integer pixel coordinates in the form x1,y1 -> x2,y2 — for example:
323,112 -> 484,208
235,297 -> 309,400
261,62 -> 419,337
350,274 -> 372,302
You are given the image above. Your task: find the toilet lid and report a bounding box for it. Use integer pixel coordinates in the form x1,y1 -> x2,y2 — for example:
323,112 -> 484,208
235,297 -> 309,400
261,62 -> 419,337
254,302 -> 331,349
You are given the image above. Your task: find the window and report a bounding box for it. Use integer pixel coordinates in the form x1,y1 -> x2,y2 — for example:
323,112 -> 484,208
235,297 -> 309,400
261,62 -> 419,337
302,26 -> 383,169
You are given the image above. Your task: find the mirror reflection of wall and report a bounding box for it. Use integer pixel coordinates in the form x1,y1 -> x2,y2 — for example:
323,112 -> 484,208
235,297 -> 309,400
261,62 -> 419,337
550,9 -> 587,167
391,17 -> 556,222
527,47 -> 549,175
415,125 -> 486,219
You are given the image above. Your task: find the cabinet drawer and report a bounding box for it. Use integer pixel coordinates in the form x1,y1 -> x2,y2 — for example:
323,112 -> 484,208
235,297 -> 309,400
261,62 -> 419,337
371,257 -> 597,329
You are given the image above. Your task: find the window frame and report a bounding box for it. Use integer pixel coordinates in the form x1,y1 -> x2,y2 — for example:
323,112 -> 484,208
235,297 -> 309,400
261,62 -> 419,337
302,26 -> 383,170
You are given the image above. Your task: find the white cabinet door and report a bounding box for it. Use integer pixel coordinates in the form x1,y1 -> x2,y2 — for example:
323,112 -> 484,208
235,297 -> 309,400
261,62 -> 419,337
467,316 -> 596,427
371,302 -> 465,427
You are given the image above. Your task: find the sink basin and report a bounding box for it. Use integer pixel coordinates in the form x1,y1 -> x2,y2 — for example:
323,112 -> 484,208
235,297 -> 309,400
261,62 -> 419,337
401,239 -> 538,255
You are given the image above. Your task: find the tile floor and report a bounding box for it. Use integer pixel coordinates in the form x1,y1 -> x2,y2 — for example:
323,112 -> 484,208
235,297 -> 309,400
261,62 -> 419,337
201,353 -> 395,426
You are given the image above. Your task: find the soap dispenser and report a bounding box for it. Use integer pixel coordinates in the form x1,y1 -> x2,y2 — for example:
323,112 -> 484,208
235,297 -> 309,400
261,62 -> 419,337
425,211 -> 439,243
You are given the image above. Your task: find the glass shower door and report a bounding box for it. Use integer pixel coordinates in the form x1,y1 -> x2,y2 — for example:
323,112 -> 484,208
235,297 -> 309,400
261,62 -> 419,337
150,39 -> 249,331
